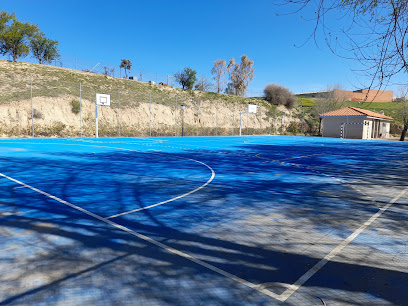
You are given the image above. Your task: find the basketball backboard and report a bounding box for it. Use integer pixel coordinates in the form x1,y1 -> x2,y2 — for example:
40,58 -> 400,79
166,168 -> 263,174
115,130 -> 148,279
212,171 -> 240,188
248,104 -> 257,114
96,93 -> 111,106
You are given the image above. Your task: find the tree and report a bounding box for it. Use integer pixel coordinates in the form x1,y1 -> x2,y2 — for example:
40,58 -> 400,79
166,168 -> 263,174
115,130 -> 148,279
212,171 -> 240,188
226,54 -> 255,96
103,66 -> 115,76
120,59 -> 132,78
397,86 -> 408,141
224,82 -> 235,95
194,75 -> 213,91
211,59 -> 226,94
174,67 -> 197,90
30,33 -> 59,64
264,83 -> 296,109
0,11 -> 14,34
0,12 -> 39,62
281,0 -> 408,139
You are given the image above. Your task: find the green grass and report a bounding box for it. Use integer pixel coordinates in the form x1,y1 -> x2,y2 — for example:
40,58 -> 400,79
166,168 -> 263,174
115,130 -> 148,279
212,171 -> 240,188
294,97 -> 403,124
297,97 -> 315,107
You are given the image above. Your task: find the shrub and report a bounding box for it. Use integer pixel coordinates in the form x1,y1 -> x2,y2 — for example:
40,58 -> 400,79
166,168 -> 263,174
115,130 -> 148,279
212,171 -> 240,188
33,109 -> 43,119
71,99 -> 80,114
264,83 -> 296,109
390,122 -> 402,135
286,122 -> 300,135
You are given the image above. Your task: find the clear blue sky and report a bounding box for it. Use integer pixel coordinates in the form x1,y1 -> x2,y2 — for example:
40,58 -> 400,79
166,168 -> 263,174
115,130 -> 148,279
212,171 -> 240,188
1,0 -> 402,96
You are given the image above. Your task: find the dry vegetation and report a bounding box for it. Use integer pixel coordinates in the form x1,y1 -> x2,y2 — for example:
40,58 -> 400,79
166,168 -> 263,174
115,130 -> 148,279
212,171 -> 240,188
0,60 -> 288,137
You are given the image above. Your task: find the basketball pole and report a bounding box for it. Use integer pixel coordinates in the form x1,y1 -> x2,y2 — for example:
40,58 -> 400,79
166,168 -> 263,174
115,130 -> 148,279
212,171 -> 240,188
95,100 -> 98,138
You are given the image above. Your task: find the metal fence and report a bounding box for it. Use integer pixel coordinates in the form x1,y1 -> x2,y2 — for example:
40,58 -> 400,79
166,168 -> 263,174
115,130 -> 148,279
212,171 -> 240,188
0,80 -> 289,138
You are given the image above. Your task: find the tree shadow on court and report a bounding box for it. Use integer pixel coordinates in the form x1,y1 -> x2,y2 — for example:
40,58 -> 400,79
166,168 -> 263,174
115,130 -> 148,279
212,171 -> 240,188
0,139 -> 408,305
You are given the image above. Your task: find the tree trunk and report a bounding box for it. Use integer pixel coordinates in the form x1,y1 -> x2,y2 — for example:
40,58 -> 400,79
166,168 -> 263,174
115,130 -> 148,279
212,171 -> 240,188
400,126 -> 407,141
318,118 -> 322,136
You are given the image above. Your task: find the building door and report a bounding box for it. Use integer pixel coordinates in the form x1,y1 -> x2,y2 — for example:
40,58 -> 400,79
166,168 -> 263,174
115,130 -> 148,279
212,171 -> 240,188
371,120 -> 380,138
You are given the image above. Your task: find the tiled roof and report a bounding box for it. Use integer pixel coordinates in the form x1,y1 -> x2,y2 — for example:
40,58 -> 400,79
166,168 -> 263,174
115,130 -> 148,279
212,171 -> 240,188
320,107 -> 392,120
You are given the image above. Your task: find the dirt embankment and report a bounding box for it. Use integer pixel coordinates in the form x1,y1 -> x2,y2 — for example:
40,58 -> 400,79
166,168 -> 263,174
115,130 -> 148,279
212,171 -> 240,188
0,96 -> 293,138
0,60 -> 295,138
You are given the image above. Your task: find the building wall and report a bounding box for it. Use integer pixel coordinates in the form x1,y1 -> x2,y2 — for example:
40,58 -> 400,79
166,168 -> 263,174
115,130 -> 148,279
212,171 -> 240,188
379,121 -> 390,138
322,117 -> 390,139
322,116 -> 365,139
362,119 -> 372,140
352,89 -> 393,103
297,89 -> 393,102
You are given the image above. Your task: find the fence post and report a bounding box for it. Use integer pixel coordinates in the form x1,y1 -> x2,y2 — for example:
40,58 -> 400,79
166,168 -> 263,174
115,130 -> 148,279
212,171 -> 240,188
149,92 -> 152,137
273,109 -> 276,135
31,77 -> 34,137
216,101 -> 218,136
259,107 -> 262,135
281,113 -> 284,135
232,103 -> 235,136
175,96 -> 177,136
118,89 -> 121,137
80,83 -> 82,137
196,100 -> 200,136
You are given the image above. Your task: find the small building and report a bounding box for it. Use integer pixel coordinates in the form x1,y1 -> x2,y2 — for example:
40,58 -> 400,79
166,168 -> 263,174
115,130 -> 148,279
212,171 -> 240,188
320,107 -> 392,139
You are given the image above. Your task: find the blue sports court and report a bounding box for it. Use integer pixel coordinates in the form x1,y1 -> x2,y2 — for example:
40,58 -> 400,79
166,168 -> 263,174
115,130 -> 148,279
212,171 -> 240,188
0,136 -> 407,305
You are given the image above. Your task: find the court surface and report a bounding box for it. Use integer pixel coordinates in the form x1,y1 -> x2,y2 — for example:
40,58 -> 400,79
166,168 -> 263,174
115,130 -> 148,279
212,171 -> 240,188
0,136 -> 407,305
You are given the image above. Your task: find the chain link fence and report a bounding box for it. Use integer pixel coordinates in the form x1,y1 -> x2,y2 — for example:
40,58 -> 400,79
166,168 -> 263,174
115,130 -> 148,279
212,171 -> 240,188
0,79 -> 292,138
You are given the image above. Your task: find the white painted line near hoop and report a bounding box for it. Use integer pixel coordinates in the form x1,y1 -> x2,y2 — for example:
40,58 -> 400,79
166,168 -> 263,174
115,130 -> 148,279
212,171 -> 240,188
107,161 -> 215,219
279,185 -> 408,302
0,172 -> 281,301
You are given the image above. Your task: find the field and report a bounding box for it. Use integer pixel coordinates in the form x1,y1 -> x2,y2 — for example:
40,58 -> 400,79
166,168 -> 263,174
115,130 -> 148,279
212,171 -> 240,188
0,136 -> 407,305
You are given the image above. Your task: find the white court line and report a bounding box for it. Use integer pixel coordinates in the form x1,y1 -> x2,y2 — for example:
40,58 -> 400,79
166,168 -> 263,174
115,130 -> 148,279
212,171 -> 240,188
0,141 -> 215,219
107,159 -> 215,219
0,172 -> 281,301
3,139 -> 408,302
254,150 -> 408,301
255,153 -> 323,163
279,186 -> 408,301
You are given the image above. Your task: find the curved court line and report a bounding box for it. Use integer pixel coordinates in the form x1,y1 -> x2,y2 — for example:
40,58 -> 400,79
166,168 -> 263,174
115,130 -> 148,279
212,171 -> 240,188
0,141 -> 215,218
4,164 -> 406,303
0,172 -> 281,301
106,159 -> 215,219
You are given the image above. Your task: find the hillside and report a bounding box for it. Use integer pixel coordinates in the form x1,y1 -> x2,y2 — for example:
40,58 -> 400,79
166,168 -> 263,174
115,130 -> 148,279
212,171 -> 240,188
0,60 -> 283,137
0,60 -> 403,138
